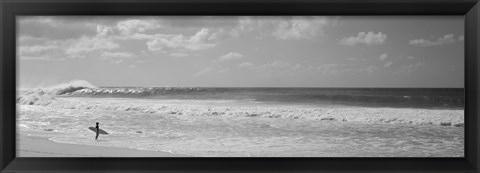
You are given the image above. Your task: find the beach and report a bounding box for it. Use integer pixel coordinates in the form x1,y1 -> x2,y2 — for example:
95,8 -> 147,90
17,134 -> 187,157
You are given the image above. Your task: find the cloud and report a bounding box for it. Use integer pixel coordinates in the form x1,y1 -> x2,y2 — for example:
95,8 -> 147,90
110,60 -> 124,64
100,51 -> 134,64
258,61 -> 315,77
147,28 -> 216,51
185,28 -> 216,50
408,34 -> 462,47
24,17 -> 61,27
365,65 -> 378,73
146,34 -> 184,50
315,63 -> 373,75
261,60 -> 292,69
384,62 -> 393,68
230,16 -> 335,40
193,67 -> 212,77
218,52 -> 244,62
18,40 -> 60,61
237,62 -> 254,68
100,51 -> 135,59
116,19 -> 161,35
65,36 -> 119,55
19,16 -> 98,40
18,55 -> 51,61
18,35 -> 48,43
19,45 -> 58,55
315,63 -> 342,75
378,53 -> 388,61
272,17 -> 330,40
402,62 -> 426,73
95,19 -> 162,38
340,31 -> 387,46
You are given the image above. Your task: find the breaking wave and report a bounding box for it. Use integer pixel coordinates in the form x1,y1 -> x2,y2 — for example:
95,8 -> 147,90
17,80 -> 96,105
17,97 -> 464,127
16,80 -> 464,127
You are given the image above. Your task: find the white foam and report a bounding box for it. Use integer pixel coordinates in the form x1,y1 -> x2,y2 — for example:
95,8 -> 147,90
17,95 -> 464,127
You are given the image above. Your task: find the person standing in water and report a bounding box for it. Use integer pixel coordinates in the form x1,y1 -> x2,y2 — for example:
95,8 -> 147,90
95,122 -> 99,140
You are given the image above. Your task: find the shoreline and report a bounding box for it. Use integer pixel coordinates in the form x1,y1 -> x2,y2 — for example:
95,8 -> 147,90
17,134 -> 189,157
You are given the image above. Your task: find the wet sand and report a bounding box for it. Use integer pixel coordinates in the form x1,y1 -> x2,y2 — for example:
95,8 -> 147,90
17,135 -> 188,157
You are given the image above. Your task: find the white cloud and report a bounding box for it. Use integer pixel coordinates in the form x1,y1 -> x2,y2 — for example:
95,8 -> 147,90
96,19 -> 166,41
237,62 -> 254,68
20,16 -> 61,27
65,36 -> 119,55
237,17 -> 258,32
384,61 -> 393,68
340,31 -> 387,46
100,51 -> 135,59
19,45 -> 58,55
116,19 -> 161,35
315,63 -> 342,75
402,62 -> 426,73
96,25 -> 114,37
378,53 -> 388,61
18,55 -> 51,61
365,65 -> 378,73
218,52 -> 244,62
111,60 -> 124,64
261,60 -> 292,69
408,34 -> 462,47
258,61 -> 316,77
147,28 -> 216,51
18,35 -> 47,43
229,17 -> 260,38
185,28 -> 215,50
230,17 -> 335,40
193,67 -> 212,77
272,17 -> 330,40
147,34 -> 183,50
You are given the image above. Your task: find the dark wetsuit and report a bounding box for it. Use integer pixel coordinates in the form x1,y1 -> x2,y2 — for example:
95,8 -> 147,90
95,125 -> 99,140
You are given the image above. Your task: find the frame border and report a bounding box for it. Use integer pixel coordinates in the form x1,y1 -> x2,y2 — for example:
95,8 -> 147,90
1,0 -> 479,172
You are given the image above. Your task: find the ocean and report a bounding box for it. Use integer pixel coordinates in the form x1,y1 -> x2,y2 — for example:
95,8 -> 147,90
65,87 -> 465,109
17,85 -> 465,157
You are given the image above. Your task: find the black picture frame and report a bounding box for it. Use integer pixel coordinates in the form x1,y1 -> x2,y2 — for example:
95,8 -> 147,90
1,0 -> 479,172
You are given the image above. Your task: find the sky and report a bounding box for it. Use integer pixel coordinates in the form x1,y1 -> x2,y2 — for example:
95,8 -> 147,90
17,16 -> 464,88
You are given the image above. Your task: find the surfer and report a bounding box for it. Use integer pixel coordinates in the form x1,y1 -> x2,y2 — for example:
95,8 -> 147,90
95,122 -> 99,140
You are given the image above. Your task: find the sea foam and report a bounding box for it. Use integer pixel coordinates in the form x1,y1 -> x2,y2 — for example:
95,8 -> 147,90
17,80 -> 96,105
16,80 -> 464,127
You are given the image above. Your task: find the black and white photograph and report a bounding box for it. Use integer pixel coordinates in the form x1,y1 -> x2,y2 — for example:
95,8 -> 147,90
16,16 -> 464,157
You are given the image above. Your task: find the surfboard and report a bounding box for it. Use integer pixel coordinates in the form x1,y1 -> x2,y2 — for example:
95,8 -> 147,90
89,127 -> 109,134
